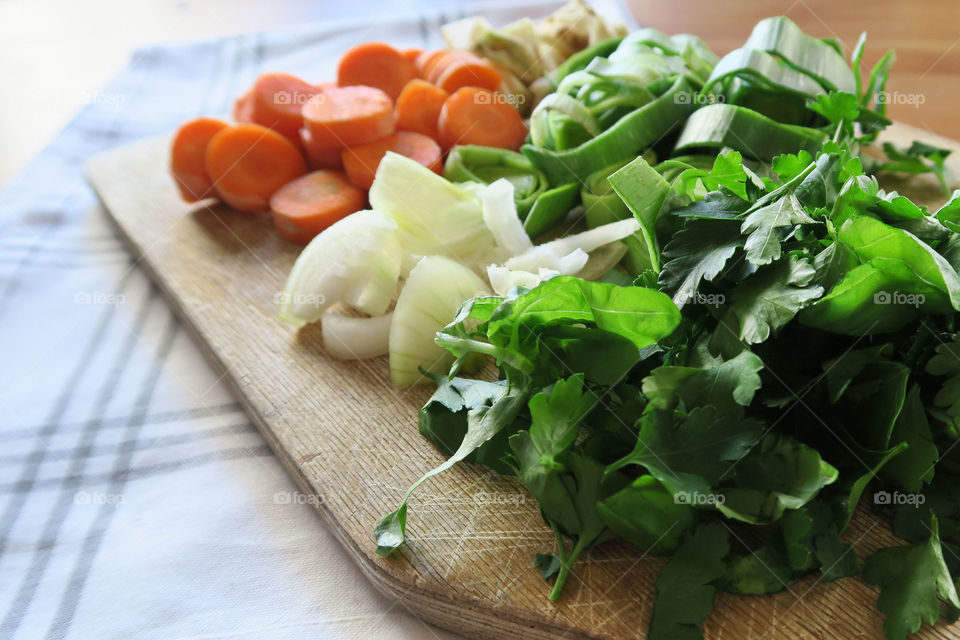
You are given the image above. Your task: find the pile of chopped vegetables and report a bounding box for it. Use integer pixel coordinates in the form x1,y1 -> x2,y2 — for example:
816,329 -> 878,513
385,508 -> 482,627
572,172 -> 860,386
373,17 -> 956,640
169,4 -> 960,638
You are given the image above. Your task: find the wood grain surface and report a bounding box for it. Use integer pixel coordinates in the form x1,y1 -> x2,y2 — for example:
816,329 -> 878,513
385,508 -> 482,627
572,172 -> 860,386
85,122 -> 960,640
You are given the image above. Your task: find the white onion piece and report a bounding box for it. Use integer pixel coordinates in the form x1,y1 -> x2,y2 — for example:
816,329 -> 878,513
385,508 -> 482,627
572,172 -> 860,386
506,217 -> 641,270
278,210 -> 401,327
390,255 -> 490,386
481,179 -> 533,256
321,312 -> 393,360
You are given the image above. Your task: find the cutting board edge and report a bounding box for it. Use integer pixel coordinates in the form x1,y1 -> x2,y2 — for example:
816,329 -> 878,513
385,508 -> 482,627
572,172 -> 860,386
84,153 -> 604,640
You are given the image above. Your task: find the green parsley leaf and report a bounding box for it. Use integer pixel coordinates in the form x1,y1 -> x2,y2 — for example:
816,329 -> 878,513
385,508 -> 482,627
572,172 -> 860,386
864,514 -> 960,640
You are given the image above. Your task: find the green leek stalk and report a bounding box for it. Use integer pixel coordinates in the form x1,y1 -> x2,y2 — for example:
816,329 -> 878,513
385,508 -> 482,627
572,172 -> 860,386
522,75 -> 696,184
673,103 -> 827,160
444,146 -> 548,220
582,158 -> 653,275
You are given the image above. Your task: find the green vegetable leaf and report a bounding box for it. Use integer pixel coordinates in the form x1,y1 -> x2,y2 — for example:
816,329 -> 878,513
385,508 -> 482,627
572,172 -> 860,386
418,376 -> 515,474
534,553 -> 561,579
647,523 -> 730,640
927,335 -> 960,420
741,194 -> 818,265
717,434 -> 839,524
772,149 -> 814,182
882,384 -> 938,491
876,141 -> 954,197
484,276 -> 683,359
608,154 -> 671,270
935,190 -> 960,233
608,406 -> 764,497
815,534 -> 861,581
810,91 -> 860,127
660,220 -> 742,308
864,514 -> 960,640
597,475 -> 695,554
673,190 -> 751,220
838,215 -> 960,312
799,262 -> 919,335
719,545 -> 796,595
716,256 -> 824,345
642,350 -> 765,414
375,370 -> 531,556
526,375 -> 595,471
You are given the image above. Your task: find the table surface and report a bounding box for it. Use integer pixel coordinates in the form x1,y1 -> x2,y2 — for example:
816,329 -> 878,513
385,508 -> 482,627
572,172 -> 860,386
2,0 -> 959,187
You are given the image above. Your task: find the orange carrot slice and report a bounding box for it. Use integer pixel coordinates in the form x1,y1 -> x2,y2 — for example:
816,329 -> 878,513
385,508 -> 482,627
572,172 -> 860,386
302,85 -> 395,148
414,50 -> 447,79
170,117 -> 230,202
300,128 -> 344,171
205,124 -> 307,212
437,87 -> 528,151
342,132 -> 442,190
251,72 -> 320,142
437,58 -> 501,93
270,170 -> 367,244
401,48 -> 424,66
337,42 -> 415,100
232,90 -> 255,123
426,52 -> 473,85
394,79 -> 448,141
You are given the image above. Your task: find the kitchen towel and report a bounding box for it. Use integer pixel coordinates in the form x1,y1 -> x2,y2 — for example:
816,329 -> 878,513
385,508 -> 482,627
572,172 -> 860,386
0,1 -> 631,638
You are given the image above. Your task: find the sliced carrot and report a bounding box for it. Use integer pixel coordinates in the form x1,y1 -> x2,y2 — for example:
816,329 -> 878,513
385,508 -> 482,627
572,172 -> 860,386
300,128 -> 343,170
394,79 -> 448,140
250,72 -> 320,142
414,50 -> 447,79
170,118 -> 230,202
270,170 -> 367,244
302,85 -> 395,148
337,42 -> 414,100
437,58 -> 501,93
401,48 -> 424,66
342,132 -> 442,190
205,124 -> 307,212
426,52 -> 471,85
232,90 -> 255,123
437,87 -> 528,151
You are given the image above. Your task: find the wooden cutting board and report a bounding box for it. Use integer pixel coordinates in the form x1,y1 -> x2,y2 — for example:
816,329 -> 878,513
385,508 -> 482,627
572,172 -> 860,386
86,122 -> 960,640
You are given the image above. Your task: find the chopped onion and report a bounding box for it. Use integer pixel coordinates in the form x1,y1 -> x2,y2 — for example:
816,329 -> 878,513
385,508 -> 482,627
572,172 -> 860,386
278,210 -> 401,327
321,312 -> 393,360
481,179 -> 534,256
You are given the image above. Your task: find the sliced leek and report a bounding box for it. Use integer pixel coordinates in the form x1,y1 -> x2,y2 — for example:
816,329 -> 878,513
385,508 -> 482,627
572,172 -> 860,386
523,76 -> 696,183
744,16 -> 855,92
674,103 -> 827,160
